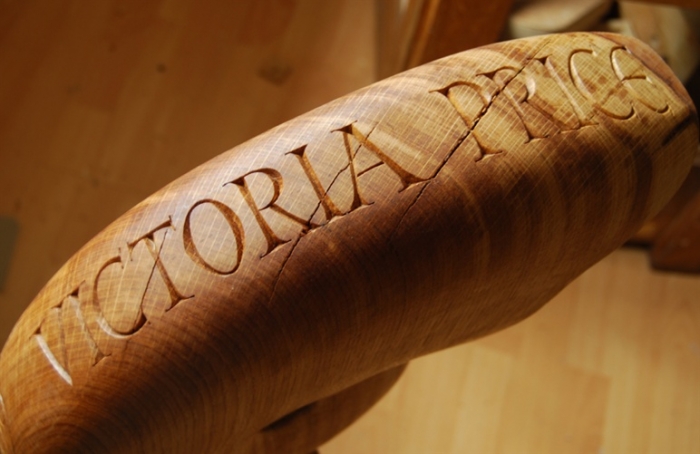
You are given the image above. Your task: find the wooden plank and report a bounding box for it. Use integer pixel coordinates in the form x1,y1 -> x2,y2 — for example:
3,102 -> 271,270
620,1 -> 700,82
376,0 -> 428,78
375,0 -> 404,78
508,0 -> 612,38
406,0 -> 515,68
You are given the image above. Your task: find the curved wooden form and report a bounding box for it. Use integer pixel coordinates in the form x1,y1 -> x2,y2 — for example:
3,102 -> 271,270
0,32 -> 697,454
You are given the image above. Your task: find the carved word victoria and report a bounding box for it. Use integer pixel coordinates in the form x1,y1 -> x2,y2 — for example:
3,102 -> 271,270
32,43 -> 673,385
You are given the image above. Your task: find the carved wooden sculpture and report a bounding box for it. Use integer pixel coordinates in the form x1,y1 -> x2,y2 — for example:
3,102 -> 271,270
0,32 -> 697,454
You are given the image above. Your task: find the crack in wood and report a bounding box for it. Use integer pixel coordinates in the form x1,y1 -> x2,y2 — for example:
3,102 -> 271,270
266,237 -> 301,307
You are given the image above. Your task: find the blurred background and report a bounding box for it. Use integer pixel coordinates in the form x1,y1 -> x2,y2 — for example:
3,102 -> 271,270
0,0 -> 699,452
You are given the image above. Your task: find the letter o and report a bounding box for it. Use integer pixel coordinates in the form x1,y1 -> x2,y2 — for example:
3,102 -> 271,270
183,199 -> 245,275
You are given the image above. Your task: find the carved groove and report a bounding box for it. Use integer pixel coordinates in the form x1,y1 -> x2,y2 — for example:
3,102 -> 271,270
184,199 -> 246,272
3,32 -> 696,454
30,34 -> 681,383
34,331 -> 72,386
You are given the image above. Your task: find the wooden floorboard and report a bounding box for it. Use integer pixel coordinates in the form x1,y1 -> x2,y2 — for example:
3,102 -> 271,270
323,247 -> 700,453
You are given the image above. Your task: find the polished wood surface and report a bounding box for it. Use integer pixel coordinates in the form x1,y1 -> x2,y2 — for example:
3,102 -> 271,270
0,0 -> 375,349
642,0 -> 700,9
375,0 -> 427,78
375,0 -> 515,77
0,1 -> 696,452
0,1 -> 378,452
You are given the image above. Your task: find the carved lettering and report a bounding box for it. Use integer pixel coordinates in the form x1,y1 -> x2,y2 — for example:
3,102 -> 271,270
538,56 -> 596,128
610,47 -> 670,114
92,256 -> 137,337
334,123 -> 426,191
434,76 -> 506,160
286,145 -> 345,222
32,38 -> 680,384
434,80 -> 492,129
127,220 -> 192,311
183,199 -> 245,271
228,169 -> 311,255
34,287 -> 104,385
93,221 -> 191,338
332,125 -> 371,210
484,67 -> 555,141
570,49 -> 634,120
35,308 -> 72,385
438,50 -> 640,159
497,59 -> 596,140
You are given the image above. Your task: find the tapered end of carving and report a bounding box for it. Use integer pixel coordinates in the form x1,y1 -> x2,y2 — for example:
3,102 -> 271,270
598,32 -> 698,119
602,31 -> 699,146
593,32 -> 699,217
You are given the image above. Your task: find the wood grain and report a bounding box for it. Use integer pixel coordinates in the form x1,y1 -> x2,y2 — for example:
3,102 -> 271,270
640,0 -> 700,9
375,0 -> 427,78
507,0 -> 612,38
0,31 -> 697,453
0,0 -> 376,350
406,0 -> 515,69
651,188 -> 700,271
322,247 -> 700,453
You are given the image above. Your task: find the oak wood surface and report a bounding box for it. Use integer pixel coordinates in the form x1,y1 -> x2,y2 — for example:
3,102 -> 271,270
507,0 -> 613,38
375,0 -> 426,78
0,3 -> 696,454
0,30 -> 697,454
634,0 -> 700,9
374,0 -> 515,78
0,0 -> 379,452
